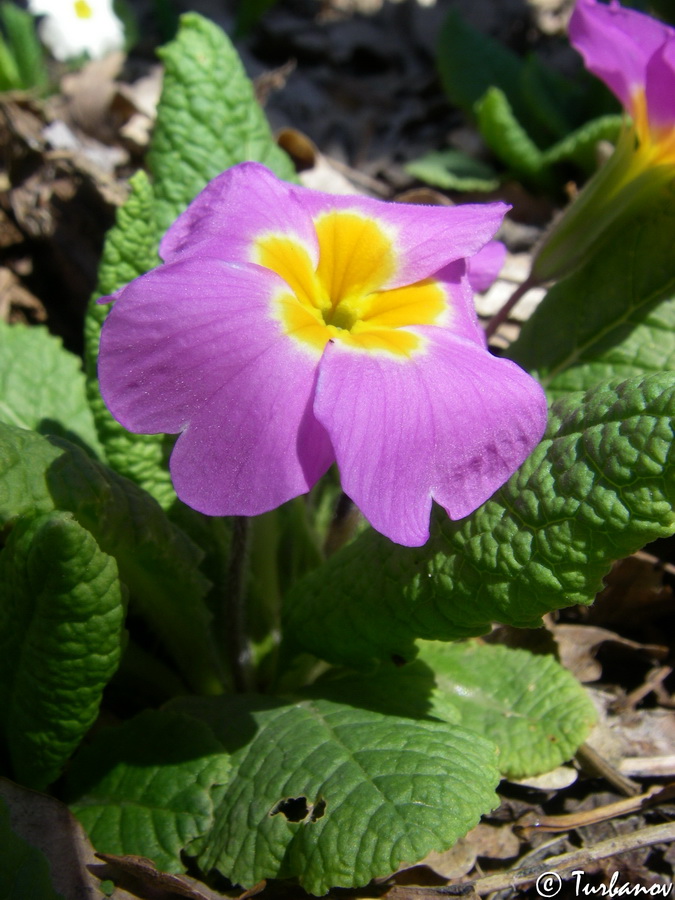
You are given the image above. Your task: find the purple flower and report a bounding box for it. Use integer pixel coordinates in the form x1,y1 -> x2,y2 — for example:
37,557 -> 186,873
569,0 -> 675,166
99,163 -> 546,547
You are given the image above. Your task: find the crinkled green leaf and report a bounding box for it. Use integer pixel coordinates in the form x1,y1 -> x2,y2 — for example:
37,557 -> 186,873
84,171 -> 176,509
304,641 -> 595,779
67,710 -> 230,874
175,695 -> 499,894
419,642 -> 596,778
0,321 -> 103,459
0,793 -> 65,900
405,149 -> 500,192
148,12 -> 295,232
0,422 -> 220,693
0,512 -> 124,789
541,296 -> 675,400
284,374 -> 675,669
509,199 -> 675,398
475,87 -> 549,187
541,114 -> 623,175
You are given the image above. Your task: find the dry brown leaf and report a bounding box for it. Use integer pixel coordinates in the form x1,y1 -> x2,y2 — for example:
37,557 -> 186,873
553,624 -> 667,683
586,556 -> 674,631
0,776 -> 137,899
95,852 -> 250,900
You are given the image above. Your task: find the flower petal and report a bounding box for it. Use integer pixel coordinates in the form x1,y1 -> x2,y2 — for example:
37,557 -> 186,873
466,240 -> 507,293
289,185 -> 509,290
569,0 -> 673,112
99,256 -> 334,515
314,323 -> 547,547
159,162 -> 319,269
645,38 -> 675,134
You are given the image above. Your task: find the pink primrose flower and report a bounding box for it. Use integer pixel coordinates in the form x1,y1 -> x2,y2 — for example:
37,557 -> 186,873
569,0 -> 675,167
98,163 -> 547,547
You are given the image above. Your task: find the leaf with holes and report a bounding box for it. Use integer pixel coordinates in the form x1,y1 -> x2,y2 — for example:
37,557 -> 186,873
173,694 -> 499,894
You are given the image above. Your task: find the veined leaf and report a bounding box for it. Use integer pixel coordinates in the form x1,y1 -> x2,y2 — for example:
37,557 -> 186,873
68,710 -> 230,874
509,198 -> 675,397
0,422 -> 220,693
541,114 -> 623,175
148,12 -> 296,232
475,87 -> 549,187
283,374 -> 675,668
304,642 -> 596,779
0,321 -> 102,459
419,642 -> 596,778
174,694 -> 499,894
405,149 -> 500,192
84,171 -> 175,509
0,512 -> 124,789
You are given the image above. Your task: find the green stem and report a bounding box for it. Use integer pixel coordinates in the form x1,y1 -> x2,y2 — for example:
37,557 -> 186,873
226,516 -> 254,692
484,275 -> 539,341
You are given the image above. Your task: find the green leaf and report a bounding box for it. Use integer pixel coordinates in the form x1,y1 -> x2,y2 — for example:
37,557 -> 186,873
0,31 -> 20,91
175,695 -> 499,894
509,198 -> 675,397
475,87 -> 548,187
419,642 -> 596,778
84,171 -> 176,509
67,710 -> 230,874
545,296 -> 675,399
0,793 -> 65,900
283,374 -> 675,668
148,12 -> 295,232
541,114 -> 623,175
0,2 -> 47,90
0,512 -> 124,789
0,422 -> 221,693
436,10 -> 524,121
0,321 -> 103,459
304,642 -> 596,779
405,149 -> 500,192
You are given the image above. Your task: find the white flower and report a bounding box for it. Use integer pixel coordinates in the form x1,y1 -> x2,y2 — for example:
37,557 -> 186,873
28,0 -> 125,61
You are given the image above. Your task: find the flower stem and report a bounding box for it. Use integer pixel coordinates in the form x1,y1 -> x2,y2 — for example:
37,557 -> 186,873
484,275 -> 538,341
226,516 -> 254,692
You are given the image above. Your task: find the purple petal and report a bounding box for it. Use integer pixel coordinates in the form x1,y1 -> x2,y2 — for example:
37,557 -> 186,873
314,327 -> 547,547
569,0 -> 674,111
159,162 -> 319,268
99,256 -> 334,515
646,38 -> 675,132
290,185 -> 509,290
466,240 -> 506,293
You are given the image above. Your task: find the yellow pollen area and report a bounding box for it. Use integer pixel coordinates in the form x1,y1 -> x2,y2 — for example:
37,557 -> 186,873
631,88 -> 675,168
74,0 -> 93,18
254,210 -> 448,358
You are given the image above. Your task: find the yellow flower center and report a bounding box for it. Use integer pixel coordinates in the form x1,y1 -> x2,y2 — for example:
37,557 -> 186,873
74,0 -> 93,18
255,210 -> 448,357
631,88 -> 675,168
